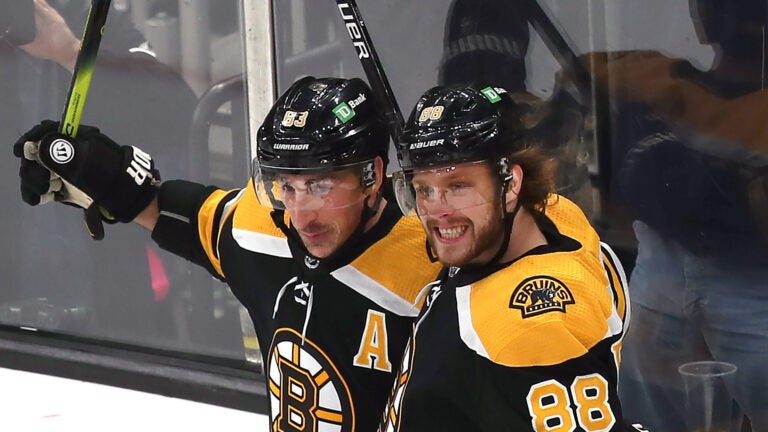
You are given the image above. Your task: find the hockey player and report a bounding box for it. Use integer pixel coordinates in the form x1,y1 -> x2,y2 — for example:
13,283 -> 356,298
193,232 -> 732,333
380,83 -> 632,431
13,76 -> 441,432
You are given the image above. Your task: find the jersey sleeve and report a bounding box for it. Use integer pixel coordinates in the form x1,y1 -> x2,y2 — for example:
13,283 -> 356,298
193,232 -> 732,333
465,262 -> 617,367
151,179 -> 240,280
462,269 -> 626,431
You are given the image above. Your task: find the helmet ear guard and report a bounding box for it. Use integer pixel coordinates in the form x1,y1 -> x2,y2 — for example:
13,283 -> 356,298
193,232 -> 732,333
360,161 -> 377,188
498,156 -> 514,182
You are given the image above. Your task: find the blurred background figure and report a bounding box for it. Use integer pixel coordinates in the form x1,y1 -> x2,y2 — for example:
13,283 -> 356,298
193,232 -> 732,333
0,0 -> 199,345
439,0 -> 530,92
581,0 -> 768,430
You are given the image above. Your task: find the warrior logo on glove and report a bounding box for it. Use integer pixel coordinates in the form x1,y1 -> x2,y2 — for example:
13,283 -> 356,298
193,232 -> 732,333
49,139 -> 75,164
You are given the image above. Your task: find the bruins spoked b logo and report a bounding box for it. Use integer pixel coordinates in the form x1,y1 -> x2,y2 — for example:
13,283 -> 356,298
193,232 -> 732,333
268,328 -> 355,432
509,276 -> 574,318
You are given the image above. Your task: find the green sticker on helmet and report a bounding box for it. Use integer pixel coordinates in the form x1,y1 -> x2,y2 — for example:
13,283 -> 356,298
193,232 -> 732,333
480,86 -> 501,103
333,102 -> 355,123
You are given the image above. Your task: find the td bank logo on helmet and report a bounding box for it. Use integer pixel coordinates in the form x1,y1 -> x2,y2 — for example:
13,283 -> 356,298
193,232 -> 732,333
333,93 -> 367,123
409,139 -> 444,150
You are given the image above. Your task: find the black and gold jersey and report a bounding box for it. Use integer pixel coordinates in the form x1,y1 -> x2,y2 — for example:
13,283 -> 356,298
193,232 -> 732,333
152,180 -> 442,432
379,195 -> 630,432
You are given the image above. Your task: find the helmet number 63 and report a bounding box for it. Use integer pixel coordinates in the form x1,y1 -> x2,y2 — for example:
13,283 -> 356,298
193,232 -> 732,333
282,110 -> 309,127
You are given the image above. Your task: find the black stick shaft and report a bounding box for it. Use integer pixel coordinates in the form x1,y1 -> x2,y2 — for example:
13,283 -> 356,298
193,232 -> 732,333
334,0 -> 404,141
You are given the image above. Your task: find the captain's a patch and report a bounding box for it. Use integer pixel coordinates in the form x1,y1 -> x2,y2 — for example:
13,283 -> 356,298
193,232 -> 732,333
509,276 -> 574,318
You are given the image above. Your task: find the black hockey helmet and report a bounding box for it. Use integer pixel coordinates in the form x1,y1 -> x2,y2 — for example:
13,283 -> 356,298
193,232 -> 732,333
253,76 -> 388,210
256,76 -> 388,172
393,83 -> 527,216
396,83 -> 524,171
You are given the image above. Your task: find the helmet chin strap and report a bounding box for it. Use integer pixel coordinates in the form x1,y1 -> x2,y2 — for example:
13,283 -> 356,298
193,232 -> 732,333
345,162 -> 384,250
270,209 -> 304,251
426,238 -> 439,263
487,196 -> 521,265
354,188 -> 384,238
488,155 -> 524,262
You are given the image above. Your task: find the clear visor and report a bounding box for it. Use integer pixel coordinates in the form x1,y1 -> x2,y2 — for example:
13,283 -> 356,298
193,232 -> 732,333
393,161 -> 496,217
252,160 -> 371,211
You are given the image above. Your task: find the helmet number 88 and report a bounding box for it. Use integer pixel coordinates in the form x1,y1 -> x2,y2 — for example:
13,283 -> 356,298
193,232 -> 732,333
418,105 -> 444,122
282,110 -> 309,127
526,374 -> 615,432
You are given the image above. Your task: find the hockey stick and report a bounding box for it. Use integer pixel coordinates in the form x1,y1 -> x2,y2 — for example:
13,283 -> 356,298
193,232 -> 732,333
60,0 -> 111,137
334,0 -> 404,141
59,0 -> 112,239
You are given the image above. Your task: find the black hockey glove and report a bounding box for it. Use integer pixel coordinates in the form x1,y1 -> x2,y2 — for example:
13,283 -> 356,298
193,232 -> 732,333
13,120 -> 161,237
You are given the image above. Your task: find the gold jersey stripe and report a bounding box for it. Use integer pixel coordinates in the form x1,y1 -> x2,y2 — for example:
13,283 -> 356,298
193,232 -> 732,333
233,181 -> 289,237
348,216 -> 441,305
316,408 -> 344,423
314,370 -> 330,387
268,379 -> 279,397
197,189 -> 232,278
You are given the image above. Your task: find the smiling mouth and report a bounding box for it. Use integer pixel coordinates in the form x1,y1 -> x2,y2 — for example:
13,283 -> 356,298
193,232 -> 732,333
435,226 -> 467,240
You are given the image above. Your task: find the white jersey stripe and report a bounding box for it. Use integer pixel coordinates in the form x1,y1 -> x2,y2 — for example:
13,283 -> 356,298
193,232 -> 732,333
455,285 -> 490,359
232,229 -> 292,258
331,266 -> 420,317
599,242 -> 631,335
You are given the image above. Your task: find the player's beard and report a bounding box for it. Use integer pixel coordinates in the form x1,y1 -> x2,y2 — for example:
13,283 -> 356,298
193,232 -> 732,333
424,201 -> 507,267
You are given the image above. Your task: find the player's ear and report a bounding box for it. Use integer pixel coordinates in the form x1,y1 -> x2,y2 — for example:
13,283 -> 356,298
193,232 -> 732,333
373,156 -> 384,190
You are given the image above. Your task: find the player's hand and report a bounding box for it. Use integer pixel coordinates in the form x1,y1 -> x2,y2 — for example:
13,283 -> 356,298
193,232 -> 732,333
13,120 -> 161,225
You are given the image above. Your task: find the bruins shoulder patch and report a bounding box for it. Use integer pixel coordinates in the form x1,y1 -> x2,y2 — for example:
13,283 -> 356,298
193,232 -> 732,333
509,276 -> 574,318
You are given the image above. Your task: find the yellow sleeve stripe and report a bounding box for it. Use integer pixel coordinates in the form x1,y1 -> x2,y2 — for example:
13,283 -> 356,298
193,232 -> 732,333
197,189 -> 234,278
